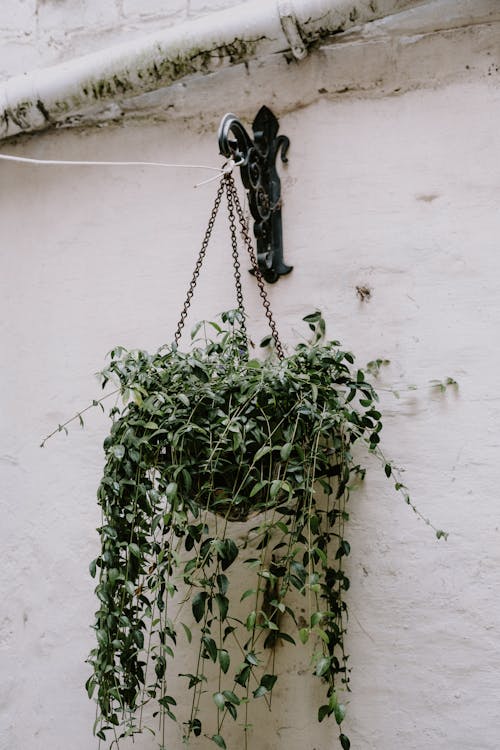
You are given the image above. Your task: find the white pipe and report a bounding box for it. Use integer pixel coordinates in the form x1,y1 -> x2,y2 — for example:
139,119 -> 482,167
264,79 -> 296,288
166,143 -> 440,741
0,0 -> 423,141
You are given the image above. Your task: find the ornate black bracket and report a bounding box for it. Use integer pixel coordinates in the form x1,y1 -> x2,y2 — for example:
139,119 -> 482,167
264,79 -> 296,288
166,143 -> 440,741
218,106 -> 292,283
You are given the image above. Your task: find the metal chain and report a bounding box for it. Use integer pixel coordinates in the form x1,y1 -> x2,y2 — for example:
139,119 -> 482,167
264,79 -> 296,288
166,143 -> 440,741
226,173 -> 285,360
173,179 -> 225,346
173,170 -> 285,361
224,175 -> 248,351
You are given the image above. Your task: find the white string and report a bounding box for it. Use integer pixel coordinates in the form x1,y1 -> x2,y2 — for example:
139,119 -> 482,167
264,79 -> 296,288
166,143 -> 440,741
0,152 -> 224,173
194,158 -> 242,188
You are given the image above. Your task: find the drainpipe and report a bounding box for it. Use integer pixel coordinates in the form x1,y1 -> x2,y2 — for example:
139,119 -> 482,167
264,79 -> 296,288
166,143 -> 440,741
0,0 -> 423,140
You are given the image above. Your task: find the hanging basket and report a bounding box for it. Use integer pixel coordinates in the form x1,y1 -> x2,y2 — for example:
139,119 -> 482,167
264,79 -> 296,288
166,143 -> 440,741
102,308 -> 345,524
89,172 -> 400,750
102,173 -> 294,524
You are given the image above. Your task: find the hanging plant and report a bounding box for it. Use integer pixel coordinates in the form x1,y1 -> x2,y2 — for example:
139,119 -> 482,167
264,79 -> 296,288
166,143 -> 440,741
86,306 -> 374,749
43,174 -> 446,750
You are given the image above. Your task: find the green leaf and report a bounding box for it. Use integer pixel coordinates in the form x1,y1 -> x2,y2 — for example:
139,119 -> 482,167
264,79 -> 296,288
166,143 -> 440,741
260,674 -> 277,691
310,611 -> 323,627
280,442 -> 293,461
334,703 -> 346,725
245,611 -> 256,631
159,695 -> 177,707
226,702 -> 237,720
235,664 -> 251,687
128,543 -> 141,558
181,623 -> 192,644
245,651 -> 259,666
270,479 -> 283,499
384,463 -> 392,477
298,627 -> 309,644
219,539 -> 238,571
219,649 -> 230,673
202,636 -> 218,662
192,591 -> 207,623
213,692 -> 225,710
215,593 -> 229,621
315,656 -> 331,677
250,480 -> 267,497
240,588 -> 256,601
211,734 -> 226,749
216,573 -> 229,594
222,690 -> 240,705
165,482 -> 178,501
111,445 -> 125,460
318,704 -> 330,722
155,656 -> 166,679
85,676 -> 96,699
254,445 -> 272,462
290,560 -> 307,583
339,735 -> 351,750
253,673 -> 277,698
335,540 -> 351,559
89,558 -> 98,578
315,628 -> 329,644
132,629 -> 144,649
124,580 -> 135,596
303,311 -> 321,323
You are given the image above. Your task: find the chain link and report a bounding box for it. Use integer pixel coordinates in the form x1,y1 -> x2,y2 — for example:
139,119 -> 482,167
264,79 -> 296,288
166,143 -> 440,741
224,175 -> 248,351
173,179 -> 225,346
173,170 -> 285,361
226,174 -> 285,360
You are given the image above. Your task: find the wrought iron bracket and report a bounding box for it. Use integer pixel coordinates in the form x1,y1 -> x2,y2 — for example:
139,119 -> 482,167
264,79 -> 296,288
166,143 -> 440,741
218,106 -> 292,283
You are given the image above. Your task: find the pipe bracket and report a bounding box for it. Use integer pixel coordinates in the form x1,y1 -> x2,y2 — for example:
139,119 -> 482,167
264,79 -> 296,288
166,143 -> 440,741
278,0 -> 308,60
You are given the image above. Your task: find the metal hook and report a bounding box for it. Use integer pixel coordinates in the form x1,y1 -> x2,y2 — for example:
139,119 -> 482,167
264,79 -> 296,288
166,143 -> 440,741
217,106 -> 292,283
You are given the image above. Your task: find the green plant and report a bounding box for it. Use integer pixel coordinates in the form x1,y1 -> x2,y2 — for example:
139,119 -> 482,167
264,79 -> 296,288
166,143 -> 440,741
73,308 -> 446,750
430,376 -> 459,393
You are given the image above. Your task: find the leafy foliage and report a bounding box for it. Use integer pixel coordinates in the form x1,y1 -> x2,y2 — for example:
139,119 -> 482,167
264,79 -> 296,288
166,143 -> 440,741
84,310 -> 443,749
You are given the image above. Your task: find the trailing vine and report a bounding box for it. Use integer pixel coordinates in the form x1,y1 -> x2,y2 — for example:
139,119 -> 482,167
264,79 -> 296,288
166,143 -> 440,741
69,309 -> 446,750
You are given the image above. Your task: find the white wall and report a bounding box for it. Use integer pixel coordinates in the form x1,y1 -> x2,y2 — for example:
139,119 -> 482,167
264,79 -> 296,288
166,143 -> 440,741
1,2 -> 500,749
1,79 -> 500,749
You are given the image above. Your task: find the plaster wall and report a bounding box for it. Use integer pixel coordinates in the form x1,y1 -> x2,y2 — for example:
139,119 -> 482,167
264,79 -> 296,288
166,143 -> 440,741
1,75 -> 500,749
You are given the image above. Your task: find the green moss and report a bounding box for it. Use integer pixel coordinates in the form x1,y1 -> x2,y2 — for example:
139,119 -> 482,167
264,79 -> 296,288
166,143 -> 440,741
0,35 -> 266,135
140,37 -> 264,88
73,36 -> 264,107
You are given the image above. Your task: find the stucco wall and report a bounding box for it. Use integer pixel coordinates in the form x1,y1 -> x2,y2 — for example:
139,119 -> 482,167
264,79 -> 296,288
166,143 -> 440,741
2,79 -> 500,749
1,2 -> 500,750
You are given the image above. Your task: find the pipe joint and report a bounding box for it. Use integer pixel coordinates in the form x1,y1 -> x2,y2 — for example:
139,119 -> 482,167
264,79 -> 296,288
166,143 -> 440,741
278,0 -> 308,59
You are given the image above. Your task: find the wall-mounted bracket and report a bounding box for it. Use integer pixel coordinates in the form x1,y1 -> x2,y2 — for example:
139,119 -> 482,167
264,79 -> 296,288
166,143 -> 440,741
218,106 -> 292,283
